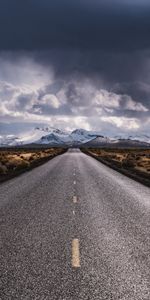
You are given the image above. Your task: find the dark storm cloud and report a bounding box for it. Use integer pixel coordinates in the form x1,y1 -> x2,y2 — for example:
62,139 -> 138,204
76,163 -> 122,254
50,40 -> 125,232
1,0 -> 150,84
0,0 -> 150,52
34,49 -> 149,85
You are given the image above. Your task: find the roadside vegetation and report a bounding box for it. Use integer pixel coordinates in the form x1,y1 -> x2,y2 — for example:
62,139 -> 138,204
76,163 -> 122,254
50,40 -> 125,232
82,148 -> 150,187
0,147 -> 66,183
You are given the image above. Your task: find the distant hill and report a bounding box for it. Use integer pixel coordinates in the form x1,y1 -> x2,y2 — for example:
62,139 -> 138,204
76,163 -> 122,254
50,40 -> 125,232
0,127 -> 150,148
82,136 -> 150,148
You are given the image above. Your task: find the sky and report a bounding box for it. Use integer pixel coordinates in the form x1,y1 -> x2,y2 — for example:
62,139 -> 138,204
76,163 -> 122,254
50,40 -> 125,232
0,0 -> 150,136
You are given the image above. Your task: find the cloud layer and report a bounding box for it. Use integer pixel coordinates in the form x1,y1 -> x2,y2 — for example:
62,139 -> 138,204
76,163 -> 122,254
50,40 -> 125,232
0,0 -> 150,135
0,57 -> 149,135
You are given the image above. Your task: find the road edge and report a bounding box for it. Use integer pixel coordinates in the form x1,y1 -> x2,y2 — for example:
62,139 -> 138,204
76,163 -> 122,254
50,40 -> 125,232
0,149 -> 67,184
81,149 -> 150,188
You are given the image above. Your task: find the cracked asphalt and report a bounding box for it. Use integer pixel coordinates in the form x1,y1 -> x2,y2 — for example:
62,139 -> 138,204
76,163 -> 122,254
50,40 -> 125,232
0,149 -> 150,299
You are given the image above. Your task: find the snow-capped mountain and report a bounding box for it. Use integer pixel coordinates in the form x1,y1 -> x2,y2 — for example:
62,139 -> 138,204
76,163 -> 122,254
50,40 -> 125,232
83,136 -> 150,148
0,127 -> 67,146
0,127 -> 55,146
128,135 -> 150,144
82,136 -> 118,147
0,127 -> 99,146
0,127 -> 150,147
114,134 -> 150,144
35,128 -> 101,145
70,129 -> 102,143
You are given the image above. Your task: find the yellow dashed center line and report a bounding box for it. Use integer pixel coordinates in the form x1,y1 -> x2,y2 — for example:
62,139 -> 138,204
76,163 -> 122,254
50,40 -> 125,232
73,196 -> 77,203
72,239 -> 80,268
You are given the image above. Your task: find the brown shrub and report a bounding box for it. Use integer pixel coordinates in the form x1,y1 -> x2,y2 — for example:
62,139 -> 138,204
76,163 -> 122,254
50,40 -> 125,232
136,156 -> 141,161
15,160 -> 30,171
6,161 -> 17,170
0,163 -> 8,174
122,159 -> 135,168
137,163 -> 144,167
29,155 -> 34,161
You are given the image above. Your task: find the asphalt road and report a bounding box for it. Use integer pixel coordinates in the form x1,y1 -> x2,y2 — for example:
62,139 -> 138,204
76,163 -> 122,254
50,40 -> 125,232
0,149 -> 150,300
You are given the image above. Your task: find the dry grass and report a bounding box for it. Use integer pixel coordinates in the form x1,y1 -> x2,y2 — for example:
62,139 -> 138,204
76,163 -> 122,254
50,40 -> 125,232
88,149 -> 150,174
0,148 -> 66,182
82,148 -> 150,187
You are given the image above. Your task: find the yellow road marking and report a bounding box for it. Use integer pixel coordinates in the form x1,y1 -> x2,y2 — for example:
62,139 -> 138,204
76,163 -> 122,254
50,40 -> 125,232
73,196 -> 77,203
72,239 -> 80,268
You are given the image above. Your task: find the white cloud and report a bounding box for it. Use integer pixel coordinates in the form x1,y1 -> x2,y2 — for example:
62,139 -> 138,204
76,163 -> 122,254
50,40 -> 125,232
42,94 -> 60,109
124,98 -> 148,112
94,89 -> 149,113
0,71 -> 149,135
101,116 -> 140,130
94,89 -> 120,108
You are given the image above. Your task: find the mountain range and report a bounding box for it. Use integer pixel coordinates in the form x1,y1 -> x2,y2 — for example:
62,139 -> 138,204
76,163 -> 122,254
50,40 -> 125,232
0,127 -> 150,148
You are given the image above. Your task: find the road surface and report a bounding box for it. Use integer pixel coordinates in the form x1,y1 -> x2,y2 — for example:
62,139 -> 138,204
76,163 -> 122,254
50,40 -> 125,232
0,149 -> 150,299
